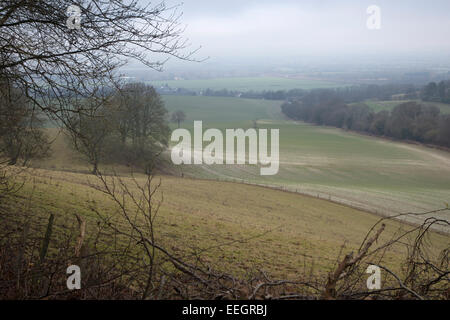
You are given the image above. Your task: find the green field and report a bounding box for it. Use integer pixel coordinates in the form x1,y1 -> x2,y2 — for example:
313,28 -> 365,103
163,95 -> 284,123
162,95 -> 450,228
357,100 -> 450,114
149,77 -> 346,92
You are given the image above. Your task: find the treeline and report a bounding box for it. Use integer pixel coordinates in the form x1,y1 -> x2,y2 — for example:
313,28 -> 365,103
421,80 -> 450,104
282,99 -> 450,148
159,83 -> 418,102
202,88 -> 308,100
297,84 -> 419,105
158,80 -> 450,109
158,86 -> 309,100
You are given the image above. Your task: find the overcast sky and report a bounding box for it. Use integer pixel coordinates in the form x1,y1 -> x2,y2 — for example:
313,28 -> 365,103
157,0 -> 450,63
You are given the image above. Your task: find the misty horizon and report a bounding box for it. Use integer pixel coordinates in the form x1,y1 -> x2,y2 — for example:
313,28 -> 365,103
123,0 -> 450,78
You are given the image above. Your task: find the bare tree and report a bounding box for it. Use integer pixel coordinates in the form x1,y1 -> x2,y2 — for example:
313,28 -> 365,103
0,0 -> 198,132
67,97 -> 113,174
0,77 -> 50,166
67,83 -> 170,173
112,83 -> 170,156
171,110 -> 186,128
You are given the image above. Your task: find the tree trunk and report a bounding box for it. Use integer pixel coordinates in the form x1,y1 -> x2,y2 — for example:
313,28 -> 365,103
8,151 -> 19,165
92,162 -> 98,175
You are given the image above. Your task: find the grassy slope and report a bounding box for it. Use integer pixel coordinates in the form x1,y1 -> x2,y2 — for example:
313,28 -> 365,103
16,168 -> 449,278
149,77 -> 345,92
